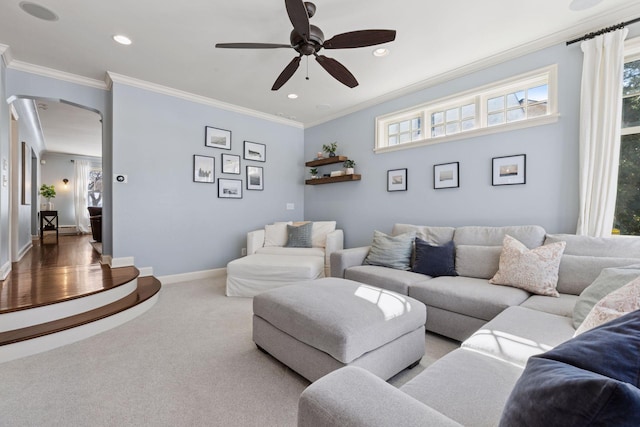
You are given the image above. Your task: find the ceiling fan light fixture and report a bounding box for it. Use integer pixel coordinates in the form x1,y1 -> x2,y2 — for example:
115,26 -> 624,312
113,34 -> 132,45
287,93 -> 299,99
373,48 -> 389,57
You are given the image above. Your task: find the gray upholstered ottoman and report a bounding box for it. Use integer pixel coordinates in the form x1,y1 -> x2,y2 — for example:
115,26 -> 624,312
252,277 -> 427,382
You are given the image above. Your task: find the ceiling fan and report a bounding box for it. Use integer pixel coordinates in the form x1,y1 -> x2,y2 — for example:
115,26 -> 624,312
215,0 -> 396,90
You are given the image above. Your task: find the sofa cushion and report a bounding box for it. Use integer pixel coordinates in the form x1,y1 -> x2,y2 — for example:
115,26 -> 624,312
263,221 -> 292,247
499,309 -> 640,427
519,294 -> 578,317
285,222 -> 313,248
345,265 -> 426,295
311,221 -> 337,248
572,264 -> 640,329
575,276 -> 640,335
409,276 -> 530,321
413,239 -> 457,277
454,245 -> 502,279
255,246 -> 325,258
490,235 -> 565,297
401,348 -> 523,427
364,230 -> 415,271
462,306 -> 575,367
392,224 -> 456,245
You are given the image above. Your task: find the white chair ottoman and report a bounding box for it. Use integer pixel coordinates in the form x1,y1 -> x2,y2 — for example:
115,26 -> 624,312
253,278 -> 427,382
226,253 -> 324,297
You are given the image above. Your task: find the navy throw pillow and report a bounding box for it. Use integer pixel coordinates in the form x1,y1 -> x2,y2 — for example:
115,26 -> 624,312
412,238 -> 457,277
499,309 -> 640,427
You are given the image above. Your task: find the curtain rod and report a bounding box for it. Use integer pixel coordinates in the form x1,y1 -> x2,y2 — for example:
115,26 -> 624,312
566,16 -> 640,46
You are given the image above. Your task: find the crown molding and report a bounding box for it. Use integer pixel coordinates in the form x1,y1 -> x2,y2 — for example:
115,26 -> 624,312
106,72 -> 304,129
7,60 -> 108,90
304,4 -> 640,128
0,44 -> 11,67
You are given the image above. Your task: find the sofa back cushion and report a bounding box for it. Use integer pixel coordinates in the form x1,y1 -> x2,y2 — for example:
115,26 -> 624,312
454,225 -> 546,279
392,224 -> 455,245
545,234 -> 640,295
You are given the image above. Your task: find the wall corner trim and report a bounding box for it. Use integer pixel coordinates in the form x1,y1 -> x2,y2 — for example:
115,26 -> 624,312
7,60 -> 108,90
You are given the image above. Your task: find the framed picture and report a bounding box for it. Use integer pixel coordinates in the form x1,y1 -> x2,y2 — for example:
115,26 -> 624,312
246,166 -> 263,191
244,141 -> 266,162
22,141 -> 31,205
193,155 -> 215,183
387,168 -> 408,192
205,126 -> 231,150
218,178 -> 243,199
433,162 -> 459,189
492,154 -> 526,186
221,153 -> 241,174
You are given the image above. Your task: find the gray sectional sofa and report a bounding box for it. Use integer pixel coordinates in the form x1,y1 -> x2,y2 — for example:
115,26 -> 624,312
298,224 -> 640,426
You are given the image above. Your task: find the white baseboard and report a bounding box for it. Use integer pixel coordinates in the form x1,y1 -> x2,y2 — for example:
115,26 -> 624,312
17,241 -> 32,262
158,268 -> 226,285
138,266 -> 153,277
0,260 -> 11,280
109,256 -> 135,268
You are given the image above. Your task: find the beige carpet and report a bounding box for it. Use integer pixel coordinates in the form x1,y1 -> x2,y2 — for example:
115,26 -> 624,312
0,277 -> 459,426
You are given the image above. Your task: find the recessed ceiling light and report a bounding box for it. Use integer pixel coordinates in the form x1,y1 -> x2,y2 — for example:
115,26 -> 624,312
19,2 -> 58,21
569,0 -> 603,11
373,48 -> 389,57
113,34 -> 132,45
287,93 -> 298,99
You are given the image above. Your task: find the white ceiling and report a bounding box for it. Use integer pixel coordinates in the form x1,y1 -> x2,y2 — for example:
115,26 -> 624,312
2,0 -> 640,131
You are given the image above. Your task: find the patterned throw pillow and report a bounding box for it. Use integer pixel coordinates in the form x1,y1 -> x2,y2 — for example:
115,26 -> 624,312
490,235 -> 566,297
363,230 -> 416,271
285,222 -> 313,248
575,276 -> 640,336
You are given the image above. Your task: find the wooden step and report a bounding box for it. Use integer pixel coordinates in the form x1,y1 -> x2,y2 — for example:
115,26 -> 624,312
0,276 -> 161,347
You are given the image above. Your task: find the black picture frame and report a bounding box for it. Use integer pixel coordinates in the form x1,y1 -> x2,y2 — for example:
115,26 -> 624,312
193,155 -> 215,183
218,178 -> 243,199
246,166 -> 263,191
492,154 -> 526,186
433,162 -> 459,189
205,126 -> 231,150
243,141 -> 266,162
221,153 -> 241,174
387,168 -> 408,192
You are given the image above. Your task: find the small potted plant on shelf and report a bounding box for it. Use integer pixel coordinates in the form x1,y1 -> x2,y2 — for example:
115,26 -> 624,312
343,159 -> 356,175
309,167 -> 319,179
39,184 -> 56,209
322,142 -> 338,157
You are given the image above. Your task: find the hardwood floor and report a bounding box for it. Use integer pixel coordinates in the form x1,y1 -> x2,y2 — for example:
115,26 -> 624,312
0,234 -> 161,350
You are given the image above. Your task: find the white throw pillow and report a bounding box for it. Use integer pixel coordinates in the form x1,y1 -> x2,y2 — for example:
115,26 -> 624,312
263,222 -> 292,247
574,275 -> 640,336
489,235 -> 566,297
311,221 -> 337,248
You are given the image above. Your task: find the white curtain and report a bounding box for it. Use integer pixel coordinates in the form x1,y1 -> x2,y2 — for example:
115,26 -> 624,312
576,28 -> 628,237
74,160 -> 91,233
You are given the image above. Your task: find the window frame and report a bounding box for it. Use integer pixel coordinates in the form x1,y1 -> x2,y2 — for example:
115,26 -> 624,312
375,65 -> 559,153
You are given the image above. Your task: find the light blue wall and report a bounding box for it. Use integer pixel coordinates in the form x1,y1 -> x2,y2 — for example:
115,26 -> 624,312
0,59 -> 9,271
111,83 -> 304,276
15,119 -> 40,251
305,42 -> 585,248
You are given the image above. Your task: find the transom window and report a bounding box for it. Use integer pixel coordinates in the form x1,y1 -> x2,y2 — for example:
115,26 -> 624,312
375,65 -> 558,152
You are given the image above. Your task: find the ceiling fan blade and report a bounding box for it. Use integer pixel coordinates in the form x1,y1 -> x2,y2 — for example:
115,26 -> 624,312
285,0 -> 310,41
315,55 -> 358,88
272,56 -> 302,91
215,43 -> 291,49
323,30 -> 397,49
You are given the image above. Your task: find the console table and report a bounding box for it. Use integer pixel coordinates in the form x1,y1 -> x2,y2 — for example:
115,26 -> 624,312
39,210 -> 59,243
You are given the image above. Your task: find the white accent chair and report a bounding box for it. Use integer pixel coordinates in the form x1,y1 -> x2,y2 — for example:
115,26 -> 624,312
226,221 -> 344,297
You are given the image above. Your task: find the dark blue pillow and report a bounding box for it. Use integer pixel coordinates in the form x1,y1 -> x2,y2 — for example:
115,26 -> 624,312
499,309 -> 640,427
412,238 -> 457,277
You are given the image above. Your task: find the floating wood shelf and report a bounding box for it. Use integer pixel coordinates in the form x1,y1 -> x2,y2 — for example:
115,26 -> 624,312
305,174 -> 361,185
305,156 -> 348,167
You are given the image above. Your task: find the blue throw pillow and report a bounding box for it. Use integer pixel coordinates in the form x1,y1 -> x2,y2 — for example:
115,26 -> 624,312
285,222 -> 313,248
412,238 -> 457,277
363,230 -> 415,271
499,309 -> 640,427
